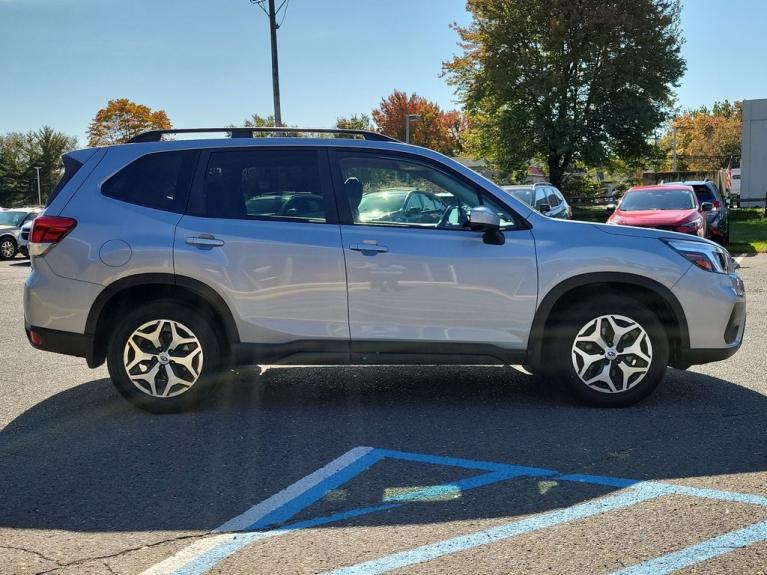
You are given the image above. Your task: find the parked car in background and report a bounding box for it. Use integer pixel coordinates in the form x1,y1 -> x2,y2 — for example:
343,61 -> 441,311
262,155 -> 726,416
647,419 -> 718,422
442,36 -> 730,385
358,187 -> 447,224
0,207 -> 41,260
501,183 -> 571,219
663,180 -> 729,244
18,220 -> 33,258
24,127 -> 745,413
607,185 -> 709,237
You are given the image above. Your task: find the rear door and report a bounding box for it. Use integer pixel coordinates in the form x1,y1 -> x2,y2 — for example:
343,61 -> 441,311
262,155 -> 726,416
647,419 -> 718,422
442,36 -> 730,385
329,149 -> 537,359
174,147 -> 349,349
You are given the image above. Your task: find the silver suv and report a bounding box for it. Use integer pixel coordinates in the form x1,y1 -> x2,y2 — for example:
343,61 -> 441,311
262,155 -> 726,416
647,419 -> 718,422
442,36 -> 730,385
24,128 -> 746,412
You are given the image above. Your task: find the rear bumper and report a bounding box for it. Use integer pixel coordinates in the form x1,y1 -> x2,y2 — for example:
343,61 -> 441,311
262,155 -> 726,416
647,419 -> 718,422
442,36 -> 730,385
25,324 -> 92,360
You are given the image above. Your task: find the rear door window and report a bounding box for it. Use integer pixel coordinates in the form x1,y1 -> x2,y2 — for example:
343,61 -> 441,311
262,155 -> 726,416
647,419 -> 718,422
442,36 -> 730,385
102,150 -> 198,213
534,188 -> 548,209
197,149 -> 329,222
692,185 -> 718,204
547,188 -> 561,207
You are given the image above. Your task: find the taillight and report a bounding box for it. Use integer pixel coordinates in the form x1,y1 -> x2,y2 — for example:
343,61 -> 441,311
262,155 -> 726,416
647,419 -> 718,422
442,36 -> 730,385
29,216 -> 77,256
713,200 -> 721,210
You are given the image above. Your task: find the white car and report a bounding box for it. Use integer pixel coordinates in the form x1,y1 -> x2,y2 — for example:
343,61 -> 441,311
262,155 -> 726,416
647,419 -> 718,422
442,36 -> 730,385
18,220 -> 33,258
0,208 -> 42,260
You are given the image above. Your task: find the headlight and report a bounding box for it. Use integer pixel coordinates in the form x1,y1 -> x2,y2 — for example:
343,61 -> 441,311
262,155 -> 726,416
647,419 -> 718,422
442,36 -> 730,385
662,238 -> 732,274
678,218 -> 702,231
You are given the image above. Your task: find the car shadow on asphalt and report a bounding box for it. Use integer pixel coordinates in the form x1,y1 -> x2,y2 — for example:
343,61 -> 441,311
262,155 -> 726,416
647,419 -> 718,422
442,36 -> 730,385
1,365 -> 765,533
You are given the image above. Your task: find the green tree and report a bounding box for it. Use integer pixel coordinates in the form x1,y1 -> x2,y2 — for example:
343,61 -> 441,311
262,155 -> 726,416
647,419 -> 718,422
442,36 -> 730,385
336,114 -> 374,131
444,0 -> 686,189
88,98 -> 171,146
0,127 -> 77,206
243,114 -> 276,127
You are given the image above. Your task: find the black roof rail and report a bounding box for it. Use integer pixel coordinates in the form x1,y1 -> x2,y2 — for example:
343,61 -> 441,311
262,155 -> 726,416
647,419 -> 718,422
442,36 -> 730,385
126,127 -> 399,144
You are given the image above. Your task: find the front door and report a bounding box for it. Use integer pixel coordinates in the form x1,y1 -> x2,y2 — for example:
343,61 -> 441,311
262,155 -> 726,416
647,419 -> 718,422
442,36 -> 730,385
330,150 -> 537,361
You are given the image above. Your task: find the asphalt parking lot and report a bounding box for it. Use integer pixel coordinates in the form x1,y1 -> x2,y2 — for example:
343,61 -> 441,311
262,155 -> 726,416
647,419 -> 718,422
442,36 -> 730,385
1,256 -> 767,575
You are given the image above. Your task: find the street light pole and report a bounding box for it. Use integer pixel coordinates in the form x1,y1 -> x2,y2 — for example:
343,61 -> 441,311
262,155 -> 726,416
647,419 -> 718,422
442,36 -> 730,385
405,114 -> 421,144
33,167 -> 42,206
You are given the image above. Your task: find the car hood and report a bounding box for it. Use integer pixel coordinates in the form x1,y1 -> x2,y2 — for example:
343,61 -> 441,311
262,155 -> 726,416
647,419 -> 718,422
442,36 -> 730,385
593,221 -> 717,245
609,208 -> 699,227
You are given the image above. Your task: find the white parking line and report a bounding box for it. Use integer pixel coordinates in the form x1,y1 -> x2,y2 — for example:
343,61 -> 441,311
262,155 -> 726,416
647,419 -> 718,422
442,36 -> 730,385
140,446 -> 374,575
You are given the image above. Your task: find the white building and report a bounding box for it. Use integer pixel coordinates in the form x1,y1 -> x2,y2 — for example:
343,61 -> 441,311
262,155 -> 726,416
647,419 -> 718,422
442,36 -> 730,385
742,98 -> 767,203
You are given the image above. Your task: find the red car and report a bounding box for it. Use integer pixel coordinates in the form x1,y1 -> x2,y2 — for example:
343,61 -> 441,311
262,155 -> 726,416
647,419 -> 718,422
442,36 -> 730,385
607,185 -> 712,237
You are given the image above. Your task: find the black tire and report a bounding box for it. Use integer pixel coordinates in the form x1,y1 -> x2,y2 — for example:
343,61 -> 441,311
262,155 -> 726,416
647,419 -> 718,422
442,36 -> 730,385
106,301 -> 226,413
0,237 -> 17,260
549,295 -> 669,407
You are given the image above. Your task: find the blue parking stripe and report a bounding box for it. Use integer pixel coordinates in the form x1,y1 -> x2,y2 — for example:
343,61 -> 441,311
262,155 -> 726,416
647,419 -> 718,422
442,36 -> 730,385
558,473 -> 639,488
374,448 -> 557,476
321,484 -> 666,575
652,482 -> 767,507
246,449 -> 387,530
610,519 -> 767,575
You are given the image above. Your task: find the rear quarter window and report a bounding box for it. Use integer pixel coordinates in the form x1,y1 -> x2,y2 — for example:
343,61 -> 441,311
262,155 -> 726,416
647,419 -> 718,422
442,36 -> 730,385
46,155 -> 83,207
102,150 -> 198,213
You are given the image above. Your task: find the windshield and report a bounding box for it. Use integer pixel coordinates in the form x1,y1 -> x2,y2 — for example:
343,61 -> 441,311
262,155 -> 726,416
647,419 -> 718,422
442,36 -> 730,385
359,191 -> 407,214
620,189 -> 695,211
0,211 -> 28,227
506,188 -> 534,206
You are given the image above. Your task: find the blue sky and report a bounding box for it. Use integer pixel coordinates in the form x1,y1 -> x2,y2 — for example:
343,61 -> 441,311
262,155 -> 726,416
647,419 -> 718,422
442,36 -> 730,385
1,0 -> 765,143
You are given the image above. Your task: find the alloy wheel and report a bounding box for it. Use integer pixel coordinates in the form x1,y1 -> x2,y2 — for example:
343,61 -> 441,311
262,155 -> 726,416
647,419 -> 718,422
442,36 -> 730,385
0,240 -> 15,259
123,319 -> 203,398
570,314 -> 652,394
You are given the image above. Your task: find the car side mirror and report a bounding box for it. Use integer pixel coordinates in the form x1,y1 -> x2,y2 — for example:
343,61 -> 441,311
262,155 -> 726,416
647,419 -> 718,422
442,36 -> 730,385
538,203 -> 551,214
468,206 -> 505,245
700,202 -> 714,212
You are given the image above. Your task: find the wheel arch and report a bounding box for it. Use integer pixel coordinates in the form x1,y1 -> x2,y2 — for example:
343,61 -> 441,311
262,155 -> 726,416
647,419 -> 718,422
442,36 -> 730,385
527,272 -> 689,371
85,273 -> 239,368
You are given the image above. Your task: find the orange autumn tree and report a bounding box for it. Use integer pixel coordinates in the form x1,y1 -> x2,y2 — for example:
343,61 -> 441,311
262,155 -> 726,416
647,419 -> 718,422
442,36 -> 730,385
372,91 -> 465,156
661,101 -> 741,171
87,99 -> 172,147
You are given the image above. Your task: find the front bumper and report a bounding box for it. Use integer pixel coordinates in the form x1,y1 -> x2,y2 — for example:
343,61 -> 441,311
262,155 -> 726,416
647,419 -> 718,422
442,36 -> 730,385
670,269 -> 746,368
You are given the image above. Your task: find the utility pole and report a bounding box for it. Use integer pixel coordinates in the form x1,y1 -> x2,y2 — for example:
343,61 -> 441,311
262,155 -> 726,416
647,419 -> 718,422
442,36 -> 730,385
250,0 -> 289,126
267,0 -> 282,126
33,166 -> 42,206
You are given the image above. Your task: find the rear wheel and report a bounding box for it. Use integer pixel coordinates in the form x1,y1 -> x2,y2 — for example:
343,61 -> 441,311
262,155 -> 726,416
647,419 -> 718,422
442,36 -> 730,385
0,237 -> 17,260
107,301 -> 225,413
550,296 -> 669,407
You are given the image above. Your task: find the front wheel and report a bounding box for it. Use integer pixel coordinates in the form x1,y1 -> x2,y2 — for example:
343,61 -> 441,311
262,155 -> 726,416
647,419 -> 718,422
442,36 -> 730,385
107,301 -> 225,413
0,237 -> 17,260
551,296 -> 669,407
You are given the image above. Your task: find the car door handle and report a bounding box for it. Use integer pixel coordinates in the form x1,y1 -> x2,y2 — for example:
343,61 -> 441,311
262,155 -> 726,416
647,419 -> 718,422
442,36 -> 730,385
186,235 -> 225,247
349,243 -> 388,253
